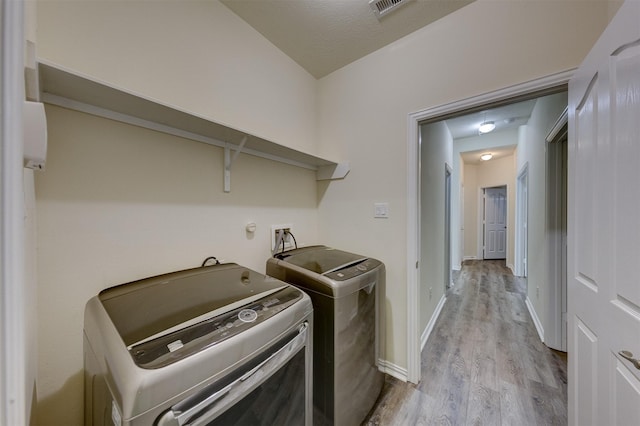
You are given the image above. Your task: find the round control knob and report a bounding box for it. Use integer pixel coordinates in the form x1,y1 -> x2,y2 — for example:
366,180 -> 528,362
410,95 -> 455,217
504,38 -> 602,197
356,264 -> 368,272
238,309 -> 258,323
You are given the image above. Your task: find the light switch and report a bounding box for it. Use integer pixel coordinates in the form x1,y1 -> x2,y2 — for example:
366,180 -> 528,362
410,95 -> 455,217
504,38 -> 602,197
374,202 -> 389,218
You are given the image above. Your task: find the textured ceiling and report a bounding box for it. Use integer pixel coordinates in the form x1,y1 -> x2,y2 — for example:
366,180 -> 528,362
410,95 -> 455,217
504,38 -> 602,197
220,0 -> 474,79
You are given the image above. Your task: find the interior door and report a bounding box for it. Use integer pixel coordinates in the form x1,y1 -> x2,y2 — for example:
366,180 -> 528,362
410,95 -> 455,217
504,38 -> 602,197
568,1 -> 640,424
483,187 -> 507,260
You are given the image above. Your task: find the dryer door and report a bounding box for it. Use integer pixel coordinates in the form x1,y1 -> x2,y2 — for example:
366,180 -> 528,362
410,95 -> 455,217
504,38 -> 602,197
156,323 -> 309,426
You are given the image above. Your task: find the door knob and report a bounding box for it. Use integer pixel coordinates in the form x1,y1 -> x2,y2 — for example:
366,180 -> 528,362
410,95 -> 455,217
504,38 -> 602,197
618,350 -> 640,370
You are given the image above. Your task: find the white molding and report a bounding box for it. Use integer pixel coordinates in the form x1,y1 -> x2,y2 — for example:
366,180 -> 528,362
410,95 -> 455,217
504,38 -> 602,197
463,256 -> 477,261
406,69 -> 573,385
1,0 -> 26,424
421,295 -> 447,351
525,296 -> 545,342
406,112 -> 421,384
507,263 -> 516,275
410,69 -> 574,122
515,163 -> 529,278
378,359 -> 408,382
477,187 -> 484,259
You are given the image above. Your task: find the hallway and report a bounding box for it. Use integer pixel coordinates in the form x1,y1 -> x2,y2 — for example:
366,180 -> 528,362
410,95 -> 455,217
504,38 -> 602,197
364,260 -> 567,425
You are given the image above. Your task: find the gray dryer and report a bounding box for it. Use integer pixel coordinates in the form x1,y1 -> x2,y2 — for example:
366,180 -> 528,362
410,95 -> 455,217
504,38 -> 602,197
267,245 -> 385,426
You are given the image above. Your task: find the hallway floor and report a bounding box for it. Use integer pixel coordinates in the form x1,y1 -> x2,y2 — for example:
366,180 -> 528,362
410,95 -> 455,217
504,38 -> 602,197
363,260 -> 568,425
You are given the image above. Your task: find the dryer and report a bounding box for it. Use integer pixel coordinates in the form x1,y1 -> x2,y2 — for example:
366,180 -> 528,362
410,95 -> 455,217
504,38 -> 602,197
267,246 -> 385,426
84,263 -> 313,425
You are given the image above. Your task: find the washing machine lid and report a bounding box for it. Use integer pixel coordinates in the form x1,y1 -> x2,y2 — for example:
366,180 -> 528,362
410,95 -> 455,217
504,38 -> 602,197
99,263 -> 292,365
275,245 -> 367,275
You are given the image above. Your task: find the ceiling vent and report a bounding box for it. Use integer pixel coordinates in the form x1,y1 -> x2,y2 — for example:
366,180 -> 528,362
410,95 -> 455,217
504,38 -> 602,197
369,0 -> 414,19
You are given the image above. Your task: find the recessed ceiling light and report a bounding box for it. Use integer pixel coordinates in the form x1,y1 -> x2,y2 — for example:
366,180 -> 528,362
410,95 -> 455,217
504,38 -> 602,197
480,153 -> 493,161
479,121 -> 496,134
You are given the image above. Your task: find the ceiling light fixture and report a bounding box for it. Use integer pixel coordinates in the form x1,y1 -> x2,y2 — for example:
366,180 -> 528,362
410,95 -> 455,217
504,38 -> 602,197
480,153 -> 493,161
478,121 -> 496,134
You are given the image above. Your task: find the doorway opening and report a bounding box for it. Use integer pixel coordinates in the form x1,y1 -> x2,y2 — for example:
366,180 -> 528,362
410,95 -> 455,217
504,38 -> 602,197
406,72 -> 571,383
445,166 -> 452,291
516,165 -> 529,277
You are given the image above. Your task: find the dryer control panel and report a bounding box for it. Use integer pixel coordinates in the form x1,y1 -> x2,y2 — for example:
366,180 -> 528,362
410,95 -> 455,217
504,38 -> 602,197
324,259 -> 382,281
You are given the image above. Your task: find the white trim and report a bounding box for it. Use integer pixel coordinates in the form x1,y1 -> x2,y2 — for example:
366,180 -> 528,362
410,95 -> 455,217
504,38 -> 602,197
378,359 -> 408,382
406,112 -> 421,384
481,184 -> 509,261
525,296 -> 545,342
477,187 -> 484,259
1,0 -> 26,423
515,163 -> 529,278
406,69 -> 573,384
545,134 -> 567,352
463,256 -> 477,261
545,107 -> 568,143
507,263 -> 516,275
421,295 -> 446,351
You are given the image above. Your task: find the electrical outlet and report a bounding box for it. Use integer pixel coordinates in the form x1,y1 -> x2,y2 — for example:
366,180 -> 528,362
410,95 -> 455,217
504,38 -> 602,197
271,224 -> 293,252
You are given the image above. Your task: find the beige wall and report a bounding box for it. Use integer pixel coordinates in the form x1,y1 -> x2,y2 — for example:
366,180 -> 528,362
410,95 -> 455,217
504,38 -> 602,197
462,155 -> 517,266
462,164 -> 477,259
34,105 -> 319,424
316,0 -> 611,371
516,92 -> 568,339
453,128 -> 520,266
36,0 -> 318,155
29,0 -> 616,422
419,122 -> 453,335
33,2 -> 322,423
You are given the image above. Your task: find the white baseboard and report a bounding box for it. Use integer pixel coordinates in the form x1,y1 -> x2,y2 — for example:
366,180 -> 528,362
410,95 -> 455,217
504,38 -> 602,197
463,256 -> 477,261
507,263 -> 515,275
421,294 -> 447,351
525,296 -> 544,342
378,359 -> 408,382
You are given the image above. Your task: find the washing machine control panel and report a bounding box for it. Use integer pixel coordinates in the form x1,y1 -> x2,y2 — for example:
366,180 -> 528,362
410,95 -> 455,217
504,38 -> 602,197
324,259 -> 381,281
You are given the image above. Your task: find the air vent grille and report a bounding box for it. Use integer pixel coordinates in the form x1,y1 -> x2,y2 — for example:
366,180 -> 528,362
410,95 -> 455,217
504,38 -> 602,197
369,0 -> 413,18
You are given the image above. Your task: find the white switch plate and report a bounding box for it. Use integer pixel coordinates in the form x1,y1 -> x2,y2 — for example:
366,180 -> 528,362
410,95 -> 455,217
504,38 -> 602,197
374,203 -> 389,218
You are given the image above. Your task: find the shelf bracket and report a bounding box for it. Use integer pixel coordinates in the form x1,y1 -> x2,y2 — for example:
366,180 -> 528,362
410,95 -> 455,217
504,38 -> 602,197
224,136 -> 247,193
317,161 -> 350,180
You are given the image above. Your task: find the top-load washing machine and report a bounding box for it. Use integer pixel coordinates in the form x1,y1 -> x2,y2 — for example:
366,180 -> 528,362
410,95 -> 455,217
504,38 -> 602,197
84,263 -> 313,426
266,245 -> 385,426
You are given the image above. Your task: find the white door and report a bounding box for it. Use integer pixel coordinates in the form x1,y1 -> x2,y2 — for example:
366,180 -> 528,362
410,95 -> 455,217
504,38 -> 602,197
483,187 -> 507,260
568,1 -> 640,424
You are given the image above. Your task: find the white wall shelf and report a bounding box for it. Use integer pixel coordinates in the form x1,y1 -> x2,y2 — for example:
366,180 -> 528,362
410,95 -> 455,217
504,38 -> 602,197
36,60 -> 349,191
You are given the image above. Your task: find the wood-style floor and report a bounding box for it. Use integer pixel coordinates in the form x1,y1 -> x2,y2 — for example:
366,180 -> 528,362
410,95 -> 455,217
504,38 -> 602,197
363,260 -> 567,425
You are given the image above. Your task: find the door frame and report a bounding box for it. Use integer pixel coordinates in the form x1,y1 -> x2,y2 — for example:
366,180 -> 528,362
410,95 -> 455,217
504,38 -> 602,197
406,70 -> 572,383
482,186 -> 508,260
546,111 -> 568,352
516,164 -> 529,277
444,164 -> 452,290
1,0 -> 27,423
